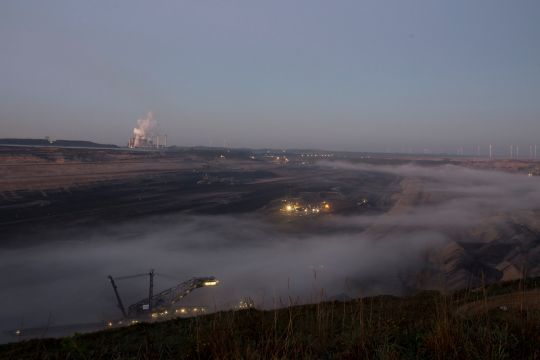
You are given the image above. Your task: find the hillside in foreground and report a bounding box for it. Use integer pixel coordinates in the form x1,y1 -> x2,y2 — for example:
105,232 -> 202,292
2,278 -> 540,360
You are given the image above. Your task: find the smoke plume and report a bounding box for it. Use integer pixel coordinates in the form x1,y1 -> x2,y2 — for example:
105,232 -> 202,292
133,112 -> 157,147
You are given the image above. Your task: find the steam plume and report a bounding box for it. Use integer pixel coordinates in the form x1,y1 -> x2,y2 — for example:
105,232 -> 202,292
133,112 -> 157,147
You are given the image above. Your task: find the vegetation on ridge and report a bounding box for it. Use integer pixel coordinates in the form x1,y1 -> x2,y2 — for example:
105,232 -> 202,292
2,278 -> 540,359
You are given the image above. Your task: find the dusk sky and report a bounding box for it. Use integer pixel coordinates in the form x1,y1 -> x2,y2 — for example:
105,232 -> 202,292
1,1 -> 539,152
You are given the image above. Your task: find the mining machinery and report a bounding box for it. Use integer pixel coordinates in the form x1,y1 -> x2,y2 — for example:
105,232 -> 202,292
107,269 -> 219,320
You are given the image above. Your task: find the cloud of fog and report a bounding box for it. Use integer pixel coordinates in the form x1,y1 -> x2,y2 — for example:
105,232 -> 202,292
2,161 -> 540,342
320,161 -> 540,231
0,213 -> 441,338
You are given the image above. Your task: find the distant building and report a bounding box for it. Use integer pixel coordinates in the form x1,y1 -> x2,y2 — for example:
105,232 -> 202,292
128,134 -> 167,149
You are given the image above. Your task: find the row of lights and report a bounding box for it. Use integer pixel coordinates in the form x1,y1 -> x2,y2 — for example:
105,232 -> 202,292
106,307 -> 208,329
282,201 -> 331,215
151,307 -> 207,318
300,154 -> 334,158
107,319 -> 139,327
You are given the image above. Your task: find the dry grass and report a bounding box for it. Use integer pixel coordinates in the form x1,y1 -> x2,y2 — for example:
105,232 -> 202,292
2,278 -> 540,359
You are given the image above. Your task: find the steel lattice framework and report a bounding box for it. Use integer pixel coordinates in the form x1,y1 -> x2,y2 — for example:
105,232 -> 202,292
127,276 -> 218,316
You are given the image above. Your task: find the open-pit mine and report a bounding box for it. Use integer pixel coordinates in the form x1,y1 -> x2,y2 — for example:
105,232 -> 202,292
1,144 -> 540,343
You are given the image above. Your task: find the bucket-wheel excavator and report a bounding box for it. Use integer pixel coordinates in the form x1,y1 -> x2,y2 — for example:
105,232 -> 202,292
107,269 -> 218,321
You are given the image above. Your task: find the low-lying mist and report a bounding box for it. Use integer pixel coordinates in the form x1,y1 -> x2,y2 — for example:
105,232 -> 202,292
2,161 -> 540,341
322,161 -> 540,229
0,214 -> 437,334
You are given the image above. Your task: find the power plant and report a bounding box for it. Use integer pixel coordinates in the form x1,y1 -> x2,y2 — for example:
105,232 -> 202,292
127,111 -> 168,149
127,134 -> 167,149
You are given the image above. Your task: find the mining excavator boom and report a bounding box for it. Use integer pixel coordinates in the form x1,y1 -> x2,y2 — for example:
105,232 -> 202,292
108,271 -> 219,319
128,276 -> 219,317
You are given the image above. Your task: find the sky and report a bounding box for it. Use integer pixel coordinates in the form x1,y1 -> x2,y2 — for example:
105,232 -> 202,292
0,0 -> 539,152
